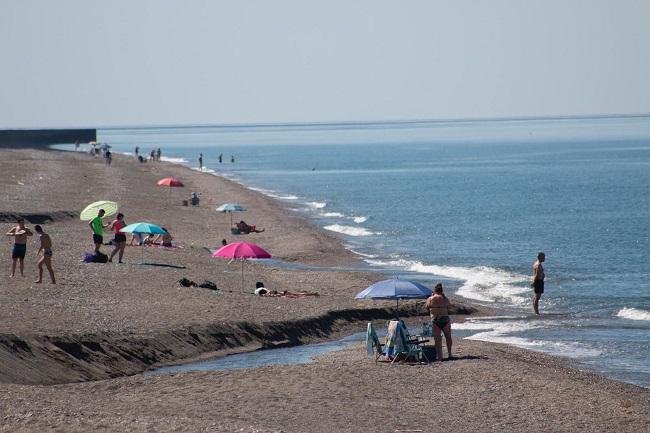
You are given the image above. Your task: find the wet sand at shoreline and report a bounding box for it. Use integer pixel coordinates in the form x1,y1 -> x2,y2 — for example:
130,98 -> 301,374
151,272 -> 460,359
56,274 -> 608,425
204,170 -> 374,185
1,147 -> 649,432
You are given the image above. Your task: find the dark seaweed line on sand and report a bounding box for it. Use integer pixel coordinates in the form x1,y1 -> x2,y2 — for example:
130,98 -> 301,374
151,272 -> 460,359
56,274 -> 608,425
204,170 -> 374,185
0,303 -> 475,385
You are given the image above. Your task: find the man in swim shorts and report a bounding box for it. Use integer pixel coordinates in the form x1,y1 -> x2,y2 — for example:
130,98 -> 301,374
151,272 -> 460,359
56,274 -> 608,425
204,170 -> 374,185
6,217 -> 33,277
531,251 -> 546,315
425,283 -> 453,361
89,209 -> 108,254
34,225 -> 55,284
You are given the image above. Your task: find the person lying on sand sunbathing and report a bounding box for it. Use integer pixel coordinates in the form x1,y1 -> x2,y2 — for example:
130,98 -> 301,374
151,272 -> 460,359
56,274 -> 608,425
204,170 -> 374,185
235,220 -> 265,234
255,287 -> 319,298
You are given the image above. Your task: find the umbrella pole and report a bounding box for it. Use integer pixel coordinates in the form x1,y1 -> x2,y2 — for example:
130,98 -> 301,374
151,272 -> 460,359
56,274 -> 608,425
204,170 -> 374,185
241,259 -> 245,293
141,241 -> 144,265
396,298 -> 399,320
230,212 -> 233,227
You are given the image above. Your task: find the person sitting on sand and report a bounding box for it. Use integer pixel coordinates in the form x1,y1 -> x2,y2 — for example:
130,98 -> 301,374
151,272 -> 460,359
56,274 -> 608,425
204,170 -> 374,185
33,225 -> 55,284
235,220 -> 265,234
129,232 -> 143,246
6,217 -> 33,277
425,283 -> 453,361
189,192 -> 200,206
143,234 -> 156,245
156,228 -> 173,248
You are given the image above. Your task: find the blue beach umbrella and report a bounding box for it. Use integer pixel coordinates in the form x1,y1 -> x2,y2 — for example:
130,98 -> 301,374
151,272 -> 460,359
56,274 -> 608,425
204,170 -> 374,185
216,203 -> 247,225
355,278 -> 433,318
121,222 -> 167,264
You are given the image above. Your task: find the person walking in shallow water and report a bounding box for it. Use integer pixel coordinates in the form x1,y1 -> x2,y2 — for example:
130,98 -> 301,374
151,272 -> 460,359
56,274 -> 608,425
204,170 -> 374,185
532,251 -> 546,315
198,153 -> 203,170
6,217 -> 33,277
33,225 -> 55,284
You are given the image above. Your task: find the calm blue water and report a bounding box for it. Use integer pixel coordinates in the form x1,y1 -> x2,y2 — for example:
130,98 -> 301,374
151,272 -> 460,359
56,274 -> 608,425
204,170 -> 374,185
61,117 -> 650,386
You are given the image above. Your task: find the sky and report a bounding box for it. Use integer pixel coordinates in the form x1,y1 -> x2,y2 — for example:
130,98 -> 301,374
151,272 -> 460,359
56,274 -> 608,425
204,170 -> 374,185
2,1 -> 650,128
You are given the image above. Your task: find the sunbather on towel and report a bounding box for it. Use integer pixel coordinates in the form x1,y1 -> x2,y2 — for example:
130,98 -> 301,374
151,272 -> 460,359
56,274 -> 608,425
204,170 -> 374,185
258,289 -> 319,298
235,220 -> 265,234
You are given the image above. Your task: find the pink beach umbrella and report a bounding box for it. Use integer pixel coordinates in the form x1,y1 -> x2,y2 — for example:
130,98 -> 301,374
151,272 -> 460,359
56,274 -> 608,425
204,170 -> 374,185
212,242 -> 271,292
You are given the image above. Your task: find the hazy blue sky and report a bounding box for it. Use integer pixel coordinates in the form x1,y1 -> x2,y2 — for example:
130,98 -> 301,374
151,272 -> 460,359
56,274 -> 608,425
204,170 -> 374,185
2,1 -> 649,128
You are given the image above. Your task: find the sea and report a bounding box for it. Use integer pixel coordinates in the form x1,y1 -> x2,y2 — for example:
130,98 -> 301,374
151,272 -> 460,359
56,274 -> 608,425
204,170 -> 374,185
57,116 -> 650,387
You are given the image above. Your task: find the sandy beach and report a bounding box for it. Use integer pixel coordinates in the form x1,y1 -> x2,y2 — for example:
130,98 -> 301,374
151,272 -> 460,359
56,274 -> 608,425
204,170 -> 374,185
1,146 -> 649,433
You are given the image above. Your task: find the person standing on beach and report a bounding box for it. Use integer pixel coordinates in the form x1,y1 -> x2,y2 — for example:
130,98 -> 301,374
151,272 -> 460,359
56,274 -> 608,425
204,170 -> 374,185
425,283 -> 453,361
33,225 -> 55,284
531,252 -> 546,315
108,213 -> 126,263
6,217 -> 33,277
89,209 -> 108,254
199,153 -> 203,169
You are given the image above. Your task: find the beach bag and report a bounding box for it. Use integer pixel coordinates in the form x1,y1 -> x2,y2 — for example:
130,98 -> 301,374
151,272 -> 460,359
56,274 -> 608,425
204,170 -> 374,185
197,280 -> 218,291
178,277 -> 197,287
92,252 -> 108,263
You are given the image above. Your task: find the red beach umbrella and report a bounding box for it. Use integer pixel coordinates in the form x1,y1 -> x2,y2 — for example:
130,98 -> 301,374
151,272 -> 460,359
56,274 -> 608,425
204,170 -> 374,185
212,242 -> 271,292
157,177 -> 184,187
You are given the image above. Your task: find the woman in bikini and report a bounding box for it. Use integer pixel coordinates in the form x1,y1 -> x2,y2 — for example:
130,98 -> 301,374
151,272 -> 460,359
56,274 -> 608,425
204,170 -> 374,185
425,283 -> 453,361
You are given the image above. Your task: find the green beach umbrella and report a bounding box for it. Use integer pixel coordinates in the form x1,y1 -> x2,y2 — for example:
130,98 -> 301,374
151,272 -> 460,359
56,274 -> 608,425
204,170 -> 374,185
80,200 -> 119,221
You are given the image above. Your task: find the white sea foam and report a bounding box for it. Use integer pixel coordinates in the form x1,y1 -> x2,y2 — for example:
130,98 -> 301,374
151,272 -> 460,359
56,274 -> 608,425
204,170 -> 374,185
306,201 -> 327,209
320,212 -> 345,218
352,216 -> 367,223
616,307 -> 650,321
461,319 -> 602,358
364,258 -> 529,306
324,225 -> 377,237
247,186 -> 299,200
160,156 -> 189,164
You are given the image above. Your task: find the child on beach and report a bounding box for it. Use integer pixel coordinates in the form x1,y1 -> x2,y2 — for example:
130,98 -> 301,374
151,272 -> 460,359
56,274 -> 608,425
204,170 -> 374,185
33,225 -> 55,284
6,217 -> 33,277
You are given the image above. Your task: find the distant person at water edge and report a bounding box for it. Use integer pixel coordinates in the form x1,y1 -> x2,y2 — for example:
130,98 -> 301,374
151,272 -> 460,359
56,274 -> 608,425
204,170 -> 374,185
108,213 -> 127,263
134,146 -> 139,156
198,153 -> 203,169
150,149 -> 155,162
89,209 -> 108,253
6,217 -> 33,277
425,283 -> 453,361
105,149 -> 112,166
218,153 -> 223,163
231,155 -> 235,163
33,225 -> 55,284
156,148 -> 161,161
531,251 -> 546,315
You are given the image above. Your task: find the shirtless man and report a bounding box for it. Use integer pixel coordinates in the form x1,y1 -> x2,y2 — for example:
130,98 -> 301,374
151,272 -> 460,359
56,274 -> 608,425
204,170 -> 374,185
425,283 -> 453,361
33,225 -> 55,284
6,217 -> 33,277
531,251 -> 546,315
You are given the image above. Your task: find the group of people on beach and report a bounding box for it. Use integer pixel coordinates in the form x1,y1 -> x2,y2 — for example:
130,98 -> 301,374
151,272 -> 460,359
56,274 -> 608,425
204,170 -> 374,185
5,218 -> 56,284
89,209 -> 174,263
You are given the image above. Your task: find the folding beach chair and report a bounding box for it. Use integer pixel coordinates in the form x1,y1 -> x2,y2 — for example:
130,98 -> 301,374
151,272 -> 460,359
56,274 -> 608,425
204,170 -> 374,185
385,320 -> 429,364
366,322 -> 388,363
